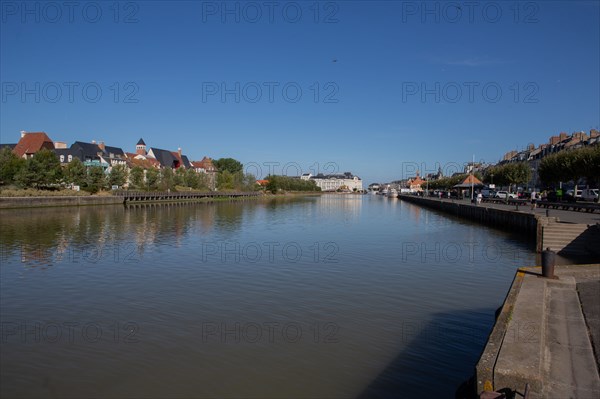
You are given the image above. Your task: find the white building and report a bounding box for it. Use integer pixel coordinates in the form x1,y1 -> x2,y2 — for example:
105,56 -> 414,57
301,172 -> 363,192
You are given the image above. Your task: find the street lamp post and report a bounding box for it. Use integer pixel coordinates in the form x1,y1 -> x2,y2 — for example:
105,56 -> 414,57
470,154 -> 475,202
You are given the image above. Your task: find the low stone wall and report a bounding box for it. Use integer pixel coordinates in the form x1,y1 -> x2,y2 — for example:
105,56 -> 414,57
0,196 -> 124,209
475,270 -> 526,394
476,265 -> 600,397
398,195 -> 538,235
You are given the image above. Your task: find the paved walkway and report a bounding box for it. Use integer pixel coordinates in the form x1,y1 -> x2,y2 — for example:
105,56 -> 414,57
481,265 -> 600,398
424,197 -> 600,225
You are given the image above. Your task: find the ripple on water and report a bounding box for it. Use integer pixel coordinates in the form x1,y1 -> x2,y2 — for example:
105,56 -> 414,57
0,196 -> 536,398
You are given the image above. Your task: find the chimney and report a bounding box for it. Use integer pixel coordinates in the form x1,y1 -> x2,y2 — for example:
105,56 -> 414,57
98,141 -> 105,151
20,130 -> 27,138
178,147 -> 182,157
92,140 -> 96,144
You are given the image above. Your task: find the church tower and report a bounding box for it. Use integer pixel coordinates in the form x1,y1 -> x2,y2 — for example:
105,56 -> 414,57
136,138 -> 146,155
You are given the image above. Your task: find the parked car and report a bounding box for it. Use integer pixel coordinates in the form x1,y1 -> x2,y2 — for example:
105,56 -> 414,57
495,191 -> 517,199
566,189 -> 583,199
581,189 -> 599,202
481,189 -> 494,198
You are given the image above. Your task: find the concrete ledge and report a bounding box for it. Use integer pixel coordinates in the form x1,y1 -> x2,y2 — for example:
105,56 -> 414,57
476,265 -> 600,398
494,272 -> 546,395
0,196 -> 124,209
398,195 -> 538,236
475,270 -> 526,394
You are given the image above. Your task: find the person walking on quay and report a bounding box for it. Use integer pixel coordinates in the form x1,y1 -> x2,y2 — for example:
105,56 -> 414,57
531,190 -> 537,210
476,192 -> 482,205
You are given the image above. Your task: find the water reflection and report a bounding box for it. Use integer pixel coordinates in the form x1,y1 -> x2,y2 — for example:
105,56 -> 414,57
1,196 -> 539,398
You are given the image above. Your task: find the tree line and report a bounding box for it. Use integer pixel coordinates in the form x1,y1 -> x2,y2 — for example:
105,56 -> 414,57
421,162 -> 533,191
265,175 -> 321,193
0,149 -> 259,193
538,145 -> 600,187
483,162 -> 531,190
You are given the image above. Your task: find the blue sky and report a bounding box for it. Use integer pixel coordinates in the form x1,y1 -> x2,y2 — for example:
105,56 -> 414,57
1,0 -> 599,183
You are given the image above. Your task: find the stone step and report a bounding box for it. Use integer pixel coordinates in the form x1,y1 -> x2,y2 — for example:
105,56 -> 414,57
547,222 -> 589,227
544,228 -> 587,235
544,231 -> 589,237
544,242 -> 588,247
544,227 -> 587,234
544,240 -> 588,245
543,242 -> 586,247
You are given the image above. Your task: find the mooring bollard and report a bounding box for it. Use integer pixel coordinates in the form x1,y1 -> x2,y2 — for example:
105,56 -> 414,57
542,248 -> 556,278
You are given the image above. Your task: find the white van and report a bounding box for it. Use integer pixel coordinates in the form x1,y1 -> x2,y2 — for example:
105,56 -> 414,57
581,189 -> 599,202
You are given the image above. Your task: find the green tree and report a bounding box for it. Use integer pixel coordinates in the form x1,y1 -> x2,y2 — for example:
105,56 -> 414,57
0,147 -> 26,185
539,146 -> 600,189
197,172 -> 210,191
217,170 -> 235,190
129,166 -> 145,189
503,162 -> 531,191
242,173 -> 258,191
159,167 -> 175,191
428,174 -> 468,190
184,168 -> 200,189
85,166 -> 107,193
145,168 -> 159,190
265,175 -> 320,193
484,162 -> 531,191
214,158 -> 243,174
579,145 -> 600,186
175,167 -> 186,187
64,158 -> 87,187
108,164 -> 128,188
15,148 -> 63,188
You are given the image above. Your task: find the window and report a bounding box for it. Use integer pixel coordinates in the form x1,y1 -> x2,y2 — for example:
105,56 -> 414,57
68,155 -> 72,162
60,155 -> 64,162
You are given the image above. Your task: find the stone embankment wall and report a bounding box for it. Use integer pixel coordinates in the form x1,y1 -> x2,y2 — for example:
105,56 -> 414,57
398,195 -> 538,235
0,196 -> 124,209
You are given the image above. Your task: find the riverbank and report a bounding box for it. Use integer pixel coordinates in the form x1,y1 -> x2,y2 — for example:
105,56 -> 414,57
475,264 -> 600,398
0,190 -> 329,209
398,194 -> 538,235
0,196 -> 123,209
398,194 -> 600,259
0,192 -> 260,209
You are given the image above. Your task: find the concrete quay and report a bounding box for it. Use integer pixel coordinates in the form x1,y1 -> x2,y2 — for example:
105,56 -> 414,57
0,192 -> 262,209
0,195 -> 123,209
398,195 -> 600,259
476,264 -> 600,398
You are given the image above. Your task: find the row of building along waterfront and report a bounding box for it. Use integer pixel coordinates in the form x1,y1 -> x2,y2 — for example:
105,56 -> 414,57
0,131 -> 218,189
1,131 -> 366,192
371,129 -> 599,192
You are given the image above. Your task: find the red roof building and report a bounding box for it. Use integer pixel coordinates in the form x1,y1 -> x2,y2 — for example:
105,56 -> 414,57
125,152 -> 160,169
191,157 -> 217,172
13,132 -> 55,158
191,157 -> 217,190
407,174 -> 425,191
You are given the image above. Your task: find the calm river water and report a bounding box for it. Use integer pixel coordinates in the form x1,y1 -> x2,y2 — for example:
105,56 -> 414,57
0,195 -> 537,398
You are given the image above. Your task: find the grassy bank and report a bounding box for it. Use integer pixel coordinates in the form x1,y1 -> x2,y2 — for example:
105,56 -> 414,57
0,188 -> 94,197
